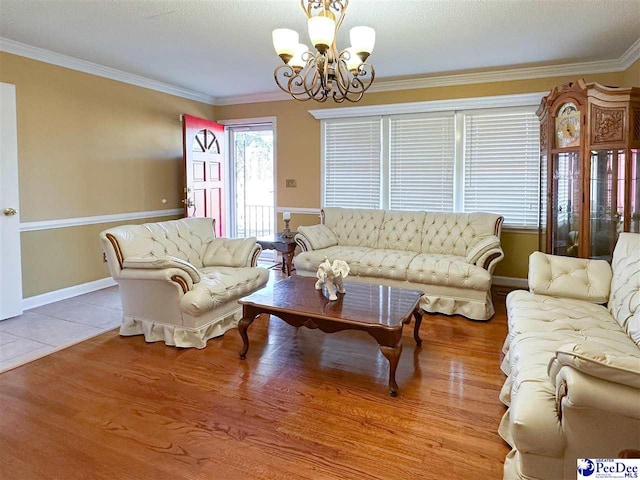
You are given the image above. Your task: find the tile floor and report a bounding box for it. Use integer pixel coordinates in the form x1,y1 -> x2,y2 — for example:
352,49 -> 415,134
0,286 -> 122,373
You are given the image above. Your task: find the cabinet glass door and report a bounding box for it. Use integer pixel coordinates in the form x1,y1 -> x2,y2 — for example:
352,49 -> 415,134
551,152 -> 580,256
589,150 -> 625,260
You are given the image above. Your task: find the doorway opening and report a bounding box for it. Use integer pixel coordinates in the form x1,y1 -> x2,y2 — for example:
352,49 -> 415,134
228,123 -> 275,240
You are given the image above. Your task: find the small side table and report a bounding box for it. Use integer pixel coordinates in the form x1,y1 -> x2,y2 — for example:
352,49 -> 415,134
257,233 -> 297,276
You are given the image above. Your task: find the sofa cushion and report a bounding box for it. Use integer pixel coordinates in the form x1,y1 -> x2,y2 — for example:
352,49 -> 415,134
420,212 -> 501,256
548,341 -> 640,389
202,237 -> 257,267
504,291 -> 621,353
322,207 -> 384,248
608,233 -> 640,334
180,266 -> 269,317
293,246 -> 372,273
297,224 -> 338,250
406,253 -> 492,290
376,210 -> 426,252
528,252 -> 612,304
351,249 -> 419,280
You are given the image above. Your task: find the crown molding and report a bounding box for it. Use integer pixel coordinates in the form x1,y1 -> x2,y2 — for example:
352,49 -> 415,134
216,39 -> 640,106
3,34 -> 637,108
214,90 -> 291,106
620,37 -> 640,70
0,37 -> 216,105
368,59 -> 622,94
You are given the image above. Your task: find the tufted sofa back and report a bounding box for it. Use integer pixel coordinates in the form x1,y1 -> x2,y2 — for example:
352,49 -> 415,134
323,208 -> 385,248
322,207 -> 502,256
608,233 -> 640,335
103,218 -> 216,270
377,210 -> 426,252
420,212 -> 502,256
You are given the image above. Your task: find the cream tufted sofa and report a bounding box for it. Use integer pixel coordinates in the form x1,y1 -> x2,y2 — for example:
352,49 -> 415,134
100,218 -> 269,349
500,233 -> 640,479
293,207 -> 504,320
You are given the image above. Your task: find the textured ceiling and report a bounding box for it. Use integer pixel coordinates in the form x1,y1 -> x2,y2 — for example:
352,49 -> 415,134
1,0 -> 638,101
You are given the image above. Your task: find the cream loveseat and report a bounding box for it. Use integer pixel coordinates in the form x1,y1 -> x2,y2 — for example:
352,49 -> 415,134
293,207 -> 504,320
100,218 -> 269,349
500,233 -> 640,480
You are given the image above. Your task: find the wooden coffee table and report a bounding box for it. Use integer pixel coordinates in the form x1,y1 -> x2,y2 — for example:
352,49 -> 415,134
237,276 -> 423,396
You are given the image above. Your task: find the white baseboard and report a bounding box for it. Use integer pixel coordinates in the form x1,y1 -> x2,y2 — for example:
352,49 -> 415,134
23,277 -> 117,310
493,275 -> 528,289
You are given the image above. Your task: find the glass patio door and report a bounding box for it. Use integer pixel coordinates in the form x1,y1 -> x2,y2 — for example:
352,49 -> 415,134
228,124 -> 275,240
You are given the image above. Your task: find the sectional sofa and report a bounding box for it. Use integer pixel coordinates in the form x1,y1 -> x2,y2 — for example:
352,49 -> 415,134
293,207 -> 504,320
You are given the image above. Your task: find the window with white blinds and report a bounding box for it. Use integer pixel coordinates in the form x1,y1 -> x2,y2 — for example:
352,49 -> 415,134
323,117 -> 382,208
389,113 -> 455,212
463,109 -> 540,227
321,104 -> 542,228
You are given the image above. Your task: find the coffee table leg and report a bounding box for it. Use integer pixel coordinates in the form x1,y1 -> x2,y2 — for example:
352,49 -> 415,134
238,314 -> 256,359
380,342 -> 403,397
413,310 -> 423,347
283,251 -> 294,276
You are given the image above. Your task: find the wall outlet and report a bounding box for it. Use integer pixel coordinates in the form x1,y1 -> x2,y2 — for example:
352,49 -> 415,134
286,179 -> 297,188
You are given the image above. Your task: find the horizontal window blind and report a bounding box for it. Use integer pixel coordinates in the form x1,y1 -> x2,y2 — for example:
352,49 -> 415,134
463,110 -> 540,227
323,118 -> 382,209
389,114 -> 455,212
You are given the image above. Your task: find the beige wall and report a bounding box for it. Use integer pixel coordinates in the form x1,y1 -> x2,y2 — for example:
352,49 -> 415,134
623,59 -> 640,86
2,51 -> 638,298
0,52 -> 214,296
21,215 -> 181,297
218,70 -> 632,279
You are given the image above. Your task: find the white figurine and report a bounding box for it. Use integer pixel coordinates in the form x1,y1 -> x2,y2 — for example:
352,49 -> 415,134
315,258 -> 350,301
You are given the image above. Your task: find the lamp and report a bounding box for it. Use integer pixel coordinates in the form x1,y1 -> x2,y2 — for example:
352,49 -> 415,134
272,1 -> 375,103
282,211 -> 294,238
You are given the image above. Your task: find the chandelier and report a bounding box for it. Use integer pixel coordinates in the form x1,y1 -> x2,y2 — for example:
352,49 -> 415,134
272,1 -> 375,103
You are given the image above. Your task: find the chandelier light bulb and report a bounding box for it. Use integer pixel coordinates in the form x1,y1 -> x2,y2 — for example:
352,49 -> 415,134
344,47 -> 363,72
290,43 -> 309,72
308,16 -> 336,53
272,29 -> 299,63
350,26 -> 375,60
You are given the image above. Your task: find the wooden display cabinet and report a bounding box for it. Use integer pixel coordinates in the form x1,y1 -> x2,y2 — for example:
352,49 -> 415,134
537,80 -> 640,260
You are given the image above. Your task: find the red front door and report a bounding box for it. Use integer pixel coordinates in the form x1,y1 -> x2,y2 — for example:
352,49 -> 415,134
182,114 -> 225,236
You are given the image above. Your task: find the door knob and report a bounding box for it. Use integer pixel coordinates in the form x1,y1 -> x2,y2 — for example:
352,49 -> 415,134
3,208 -> 17,216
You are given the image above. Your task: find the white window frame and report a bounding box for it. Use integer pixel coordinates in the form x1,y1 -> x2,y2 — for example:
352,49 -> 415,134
314,92 -> 546,231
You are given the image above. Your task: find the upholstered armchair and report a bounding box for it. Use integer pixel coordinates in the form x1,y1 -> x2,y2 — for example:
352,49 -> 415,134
100,218 -> 269,348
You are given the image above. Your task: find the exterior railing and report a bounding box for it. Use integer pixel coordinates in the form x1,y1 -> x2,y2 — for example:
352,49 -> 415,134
236,204 -> 274,238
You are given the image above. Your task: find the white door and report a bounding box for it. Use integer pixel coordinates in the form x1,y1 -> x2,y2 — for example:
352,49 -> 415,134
0,83 -> 23,320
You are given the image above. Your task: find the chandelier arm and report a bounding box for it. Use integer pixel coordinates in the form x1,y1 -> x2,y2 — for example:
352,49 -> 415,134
302,58 -> 325,102
333,1 -> 348,32
274,65 -> 298,94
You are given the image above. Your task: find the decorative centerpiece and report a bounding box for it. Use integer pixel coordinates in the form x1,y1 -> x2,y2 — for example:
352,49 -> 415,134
315,258 -> 350,301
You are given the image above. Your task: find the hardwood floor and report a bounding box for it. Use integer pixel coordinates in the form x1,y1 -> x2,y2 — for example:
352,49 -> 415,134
0,272 -> 510,480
